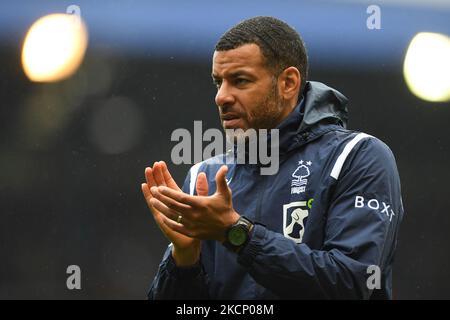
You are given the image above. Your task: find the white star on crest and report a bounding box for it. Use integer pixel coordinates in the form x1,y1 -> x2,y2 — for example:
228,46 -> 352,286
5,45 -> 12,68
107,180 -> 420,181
306,161 -> 312,166
299,160 -> 304,165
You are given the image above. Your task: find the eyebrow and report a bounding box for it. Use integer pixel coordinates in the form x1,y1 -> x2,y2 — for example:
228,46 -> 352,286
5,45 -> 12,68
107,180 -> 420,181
211,70 -> 254,80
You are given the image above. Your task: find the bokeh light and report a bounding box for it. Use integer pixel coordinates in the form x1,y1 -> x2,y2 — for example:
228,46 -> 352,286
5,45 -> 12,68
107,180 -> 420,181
403,32 -> 450,102
21,13 -> 88,82
89,97 -> 143,155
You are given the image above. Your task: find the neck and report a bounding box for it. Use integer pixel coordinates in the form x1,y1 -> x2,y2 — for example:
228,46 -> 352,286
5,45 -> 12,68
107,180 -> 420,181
272,98 -> 298,129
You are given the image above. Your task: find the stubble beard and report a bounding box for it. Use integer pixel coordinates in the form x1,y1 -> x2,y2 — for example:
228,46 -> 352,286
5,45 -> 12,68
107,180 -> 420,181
225,82 -> 284,146
247,82 -> 284,131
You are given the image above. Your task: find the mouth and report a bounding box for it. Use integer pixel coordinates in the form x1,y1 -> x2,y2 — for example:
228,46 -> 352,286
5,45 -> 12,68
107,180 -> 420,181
223,118 -> 242,129
220,113 -> 242,129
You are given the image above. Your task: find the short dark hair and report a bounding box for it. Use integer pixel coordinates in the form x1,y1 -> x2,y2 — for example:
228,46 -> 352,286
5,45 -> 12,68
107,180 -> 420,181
215,16 -> 309,96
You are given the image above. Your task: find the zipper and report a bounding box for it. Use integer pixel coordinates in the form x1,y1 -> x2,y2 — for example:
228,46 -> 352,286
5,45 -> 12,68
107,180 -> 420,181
254,170 -> 269,226
253,166 -> 268,299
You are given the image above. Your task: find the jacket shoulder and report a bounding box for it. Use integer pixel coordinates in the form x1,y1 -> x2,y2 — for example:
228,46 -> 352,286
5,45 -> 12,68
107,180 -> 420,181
328,130 -> 399,181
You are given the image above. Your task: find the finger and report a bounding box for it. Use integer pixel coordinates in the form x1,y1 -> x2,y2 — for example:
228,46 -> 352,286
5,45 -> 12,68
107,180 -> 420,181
161,214 -> 194,238
151,186 -> 193,215
149,197 -> 181,221
142,183 -> 160,220
145,167 -> 157,188
142,183 -> 153,204
152,162 -> 167,186
196,172 -> 209,196
158,186 -> 199,207
142,183 -> 166,221
150,197 -> 195,230
143,184 -> 193,238
160,161 -> 181,191
215,165 -> 230,197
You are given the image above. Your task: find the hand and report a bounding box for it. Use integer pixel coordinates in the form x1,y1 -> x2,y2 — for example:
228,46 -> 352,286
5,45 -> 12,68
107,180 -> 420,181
150,165 -> 240,242
141,161 -> 207,266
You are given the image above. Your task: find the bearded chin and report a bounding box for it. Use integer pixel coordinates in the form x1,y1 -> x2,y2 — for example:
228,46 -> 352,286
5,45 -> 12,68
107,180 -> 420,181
251,94 -> 284,130
222,83 -> 284,138
225,127 -> 251,145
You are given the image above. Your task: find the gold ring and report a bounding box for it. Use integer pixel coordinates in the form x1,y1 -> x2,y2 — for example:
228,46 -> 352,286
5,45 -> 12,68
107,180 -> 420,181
177,215 -> 182,223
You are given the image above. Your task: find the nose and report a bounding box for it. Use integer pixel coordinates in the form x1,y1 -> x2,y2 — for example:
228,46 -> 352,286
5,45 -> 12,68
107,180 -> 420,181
215,82 -> 235,108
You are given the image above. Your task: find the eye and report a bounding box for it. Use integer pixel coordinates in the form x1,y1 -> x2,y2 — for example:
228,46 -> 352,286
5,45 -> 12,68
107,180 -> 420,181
235,78 -> 249,86
213,79 -> 222,89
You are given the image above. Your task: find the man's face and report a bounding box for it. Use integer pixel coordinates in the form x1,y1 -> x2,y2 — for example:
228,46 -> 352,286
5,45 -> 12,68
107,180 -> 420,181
212,44 -> 286,131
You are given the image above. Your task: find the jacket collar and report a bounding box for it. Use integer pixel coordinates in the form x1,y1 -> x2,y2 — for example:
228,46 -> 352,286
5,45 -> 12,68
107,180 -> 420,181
276,81 -> 349,155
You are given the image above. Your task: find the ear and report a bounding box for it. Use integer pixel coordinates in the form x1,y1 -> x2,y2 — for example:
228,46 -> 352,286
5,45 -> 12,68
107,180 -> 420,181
278,67 -> 301,101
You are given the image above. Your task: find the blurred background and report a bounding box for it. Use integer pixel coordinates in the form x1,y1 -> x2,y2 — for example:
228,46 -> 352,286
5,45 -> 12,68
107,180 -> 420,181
0,0 -> 449,299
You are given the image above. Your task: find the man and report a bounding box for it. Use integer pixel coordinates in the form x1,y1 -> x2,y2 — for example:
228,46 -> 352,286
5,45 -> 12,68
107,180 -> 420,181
141,16 -> 404,299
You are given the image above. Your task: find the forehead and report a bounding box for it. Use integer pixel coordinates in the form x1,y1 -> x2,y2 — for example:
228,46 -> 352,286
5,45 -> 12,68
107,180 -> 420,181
212,43 -> 266,76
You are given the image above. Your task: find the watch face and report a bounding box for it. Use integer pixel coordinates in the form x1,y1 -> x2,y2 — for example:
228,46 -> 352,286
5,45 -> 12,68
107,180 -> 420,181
229,226 -> 247,246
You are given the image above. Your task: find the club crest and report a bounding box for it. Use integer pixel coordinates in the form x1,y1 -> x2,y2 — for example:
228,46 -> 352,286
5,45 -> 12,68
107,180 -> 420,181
283,201 -> 309,243
291,160 -> 312,194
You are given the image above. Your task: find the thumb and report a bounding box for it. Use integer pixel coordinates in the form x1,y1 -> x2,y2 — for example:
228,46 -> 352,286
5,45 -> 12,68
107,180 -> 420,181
196,172 -> 209,196
215,165 -> 230,197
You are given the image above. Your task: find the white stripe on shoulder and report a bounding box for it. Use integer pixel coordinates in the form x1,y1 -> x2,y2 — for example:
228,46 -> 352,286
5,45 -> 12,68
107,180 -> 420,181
330,133 -> 373,180
189,162 -> 203,195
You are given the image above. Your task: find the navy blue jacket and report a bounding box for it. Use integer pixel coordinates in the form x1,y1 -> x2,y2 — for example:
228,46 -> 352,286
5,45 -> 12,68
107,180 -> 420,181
148,81 -> 404,299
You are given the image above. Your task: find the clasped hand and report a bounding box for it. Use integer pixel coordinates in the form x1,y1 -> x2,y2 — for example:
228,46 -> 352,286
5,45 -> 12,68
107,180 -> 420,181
142,161 -> 240,244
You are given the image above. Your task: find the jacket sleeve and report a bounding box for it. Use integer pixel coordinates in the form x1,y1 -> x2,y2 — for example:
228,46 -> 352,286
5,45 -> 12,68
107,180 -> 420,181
147,165 -> 210,300
237,137 -> 404,299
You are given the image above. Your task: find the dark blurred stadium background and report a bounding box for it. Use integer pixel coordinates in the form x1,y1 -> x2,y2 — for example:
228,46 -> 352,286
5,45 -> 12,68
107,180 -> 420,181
0,0 -> 449,299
